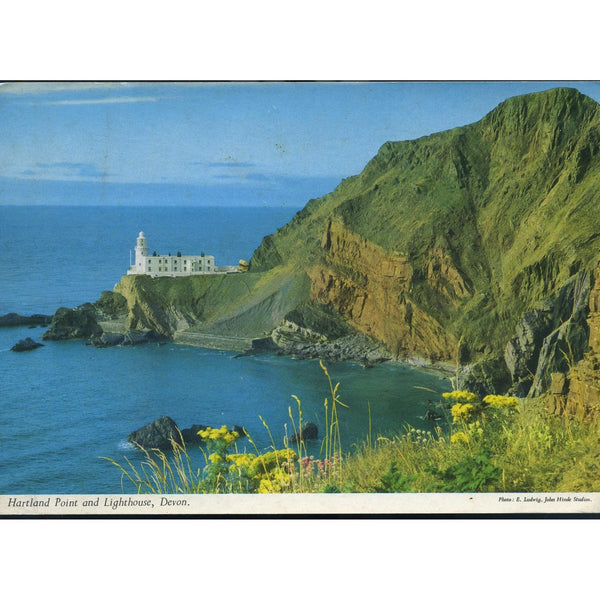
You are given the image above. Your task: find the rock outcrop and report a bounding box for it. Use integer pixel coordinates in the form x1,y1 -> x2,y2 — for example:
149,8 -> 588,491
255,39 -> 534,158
10,337 -> 44,352
504,271 -> 591,397
287,422 -> 318,444
42,304 -> 103,341
309,220 -> 459,361
0,313 -> 52,327
128,418 -> 247,449
550,265 -> 600,417
127,416 -> 181,449
42,291 -> 144,344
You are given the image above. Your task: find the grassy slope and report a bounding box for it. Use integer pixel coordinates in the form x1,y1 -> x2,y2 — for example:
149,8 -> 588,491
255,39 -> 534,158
250,88 -> 600,358
116,264 -> 311,339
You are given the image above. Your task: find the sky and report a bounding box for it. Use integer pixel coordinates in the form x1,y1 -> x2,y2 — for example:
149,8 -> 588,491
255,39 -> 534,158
2,80 -> 600,206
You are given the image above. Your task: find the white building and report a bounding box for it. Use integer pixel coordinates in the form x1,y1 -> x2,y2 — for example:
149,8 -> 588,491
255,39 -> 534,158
127,231 -> 236,277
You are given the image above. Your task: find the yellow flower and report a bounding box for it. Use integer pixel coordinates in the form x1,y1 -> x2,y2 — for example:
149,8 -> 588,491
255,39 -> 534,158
451,402 -> 476,423
197,425 -> 239,444
450,432 -> 469,444
208,453 -> 223,464
226,453 -> 256,470
257,478 -> 281,494
482,394 -> 519,410
443,390 -> 479,404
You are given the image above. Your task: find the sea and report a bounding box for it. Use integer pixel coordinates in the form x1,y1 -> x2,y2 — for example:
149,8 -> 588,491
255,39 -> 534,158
0,205 -> 451,494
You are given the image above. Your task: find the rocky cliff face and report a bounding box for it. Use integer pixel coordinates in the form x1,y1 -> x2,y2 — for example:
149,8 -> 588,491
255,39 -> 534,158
550,265 -> 600,417
308,220 -> 458,361
504,271 -> 591,397
245,87 -> 600,393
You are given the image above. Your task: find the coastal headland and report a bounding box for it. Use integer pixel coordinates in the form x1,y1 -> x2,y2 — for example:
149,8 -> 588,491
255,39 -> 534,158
35,88 -> 600,417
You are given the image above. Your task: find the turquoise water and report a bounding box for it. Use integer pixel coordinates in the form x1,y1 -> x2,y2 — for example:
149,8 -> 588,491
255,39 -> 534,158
0,205 -> 450,494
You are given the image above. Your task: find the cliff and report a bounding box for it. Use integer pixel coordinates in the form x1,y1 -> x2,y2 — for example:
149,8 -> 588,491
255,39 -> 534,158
45,87 -> 600,400
112,264 -> 311,347
550,265 -> 600,418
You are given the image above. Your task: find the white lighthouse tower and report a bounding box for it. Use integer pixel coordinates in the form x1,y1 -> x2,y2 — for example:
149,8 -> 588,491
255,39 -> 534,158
132,231 -> 149,273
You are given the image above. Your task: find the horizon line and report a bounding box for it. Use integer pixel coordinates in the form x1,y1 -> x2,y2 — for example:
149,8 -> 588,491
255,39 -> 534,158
0,203 -> 306,208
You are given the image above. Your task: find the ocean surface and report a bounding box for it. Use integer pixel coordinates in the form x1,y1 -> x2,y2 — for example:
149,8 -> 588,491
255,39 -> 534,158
0,205 -> 450,494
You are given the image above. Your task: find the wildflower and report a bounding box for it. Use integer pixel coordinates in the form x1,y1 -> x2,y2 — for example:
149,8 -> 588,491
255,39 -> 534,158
482,394 -> 519,411
451,402 -> 476,423
257,478 -> 281,494
208,453 -> 223,464
226,453 -> 255,470
197,425 -> 239,444
450,432 -> 469,444
443,390 -> 479,404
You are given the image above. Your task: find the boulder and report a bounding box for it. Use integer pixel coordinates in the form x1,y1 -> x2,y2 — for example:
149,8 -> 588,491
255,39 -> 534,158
287,422 -> 318,443
10,337 -> 44,352
233,425 -> 247,438
42,304 -> 102,341
127,416 -> 181,449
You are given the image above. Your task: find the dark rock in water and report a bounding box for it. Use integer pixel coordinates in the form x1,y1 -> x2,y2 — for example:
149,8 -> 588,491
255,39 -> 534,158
180,424 -> 209,444
91,332 -> 125,347
42,304 -> 102,341
10,337 -> 44,352
128,416 -> 181,449
0,313 -> 52,327
233,425 -> 247,438
287,422 -> 318,443
424,408 -> 443,421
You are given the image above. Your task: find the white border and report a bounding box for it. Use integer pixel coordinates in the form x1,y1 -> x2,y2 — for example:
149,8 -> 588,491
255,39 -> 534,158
2,492 -> 598,516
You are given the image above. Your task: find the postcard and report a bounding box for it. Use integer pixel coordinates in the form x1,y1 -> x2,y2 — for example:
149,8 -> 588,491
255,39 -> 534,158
1,81 -> 599,516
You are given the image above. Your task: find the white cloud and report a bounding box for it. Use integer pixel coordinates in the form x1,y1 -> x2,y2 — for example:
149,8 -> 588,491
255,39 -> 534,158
33,96 -> 160,106
0,82 -> 131,94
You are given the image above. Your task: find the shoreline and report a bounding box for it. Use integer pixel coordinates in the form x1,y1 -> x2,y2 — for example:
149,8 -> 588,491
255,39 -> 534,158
11,308 -> 460,381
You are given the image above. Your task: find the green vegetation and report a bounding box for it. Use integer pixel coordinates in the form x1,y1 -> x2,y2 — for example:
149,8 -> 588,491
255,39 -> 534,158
107,362 -> 600,494
111,88 -> 600,387
249,87 -> 600,359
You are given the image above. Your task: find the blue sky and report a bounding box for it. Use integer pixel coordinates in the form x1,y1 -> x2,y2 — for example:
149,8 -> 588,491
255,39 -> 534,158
2,81 -> 600,206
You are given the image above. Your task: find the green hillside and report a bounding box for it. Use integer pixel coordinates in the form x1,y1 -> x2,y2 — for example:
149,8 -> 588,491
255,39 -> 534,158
250,87 -> 600,361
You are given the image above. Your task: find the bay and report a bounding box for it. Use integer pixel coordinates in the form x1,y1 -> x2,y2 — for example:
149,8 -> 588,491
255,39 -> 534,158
0,204 -> 450,494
